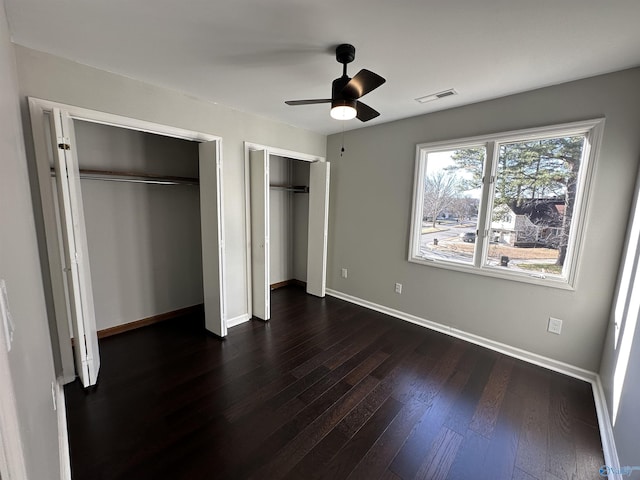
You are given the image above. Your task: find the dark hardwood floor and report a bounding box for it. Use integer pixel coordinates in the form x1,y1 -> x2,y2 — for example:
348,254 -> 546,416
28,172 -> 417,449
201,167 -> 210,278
65,286 -> 604,480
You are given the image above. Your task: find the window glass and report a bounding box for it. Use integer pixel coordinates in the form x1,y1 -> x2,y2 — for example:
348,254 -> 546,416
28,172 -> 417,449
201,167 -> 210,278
486,135 -> 586,278
417,148 -> 485,265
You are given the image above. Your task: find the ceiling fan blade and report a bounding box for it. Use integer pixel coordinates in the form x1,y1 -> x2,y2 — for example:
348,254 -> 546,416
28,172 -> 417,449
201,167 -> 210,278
285,99 -> 332,106
356,101 -> 380,122
342,69 -> 386,99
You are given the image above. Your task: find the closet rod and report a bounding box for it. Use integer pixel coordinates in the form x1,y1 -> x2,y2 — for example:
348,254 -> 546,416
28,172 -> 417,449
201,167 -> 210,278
269,184 -> 309,194
50,168 -> 199,186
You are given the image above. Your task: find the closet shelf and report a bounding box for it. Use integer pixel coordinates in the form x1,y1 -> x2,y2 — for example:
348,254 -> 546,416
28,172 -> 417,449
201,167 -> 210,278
50,168 -> 199,186
269,184 -> 309,193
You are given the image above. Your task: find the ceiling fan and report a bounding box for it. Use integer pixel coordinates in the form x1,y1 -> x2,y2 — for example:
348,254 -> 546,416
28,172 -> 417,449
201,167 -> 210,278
285,44 -> 386,122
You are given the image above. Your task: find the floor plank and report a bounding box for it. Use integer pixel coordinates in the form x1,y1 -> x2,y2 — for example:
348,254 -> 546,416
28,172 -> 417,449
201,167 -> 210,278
468,356 -> 514,437
316,395 -> 404,480
480,390 -> 523,479
514,364 -> 550,479
446,428 -> 490,480
414,426 -> 464,480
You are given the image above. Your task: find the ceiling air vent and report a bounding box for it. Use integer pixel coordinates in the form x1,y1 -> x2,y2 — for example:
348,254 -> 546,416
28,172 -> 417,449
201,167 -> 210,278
415,89 -> 458,104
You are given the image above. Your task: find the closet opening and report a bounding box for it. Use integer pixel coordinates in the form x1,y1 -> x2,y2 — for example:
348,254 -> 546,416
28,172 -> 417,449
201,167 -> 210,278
246,144 -> 329,322
269,155 -> 311,291
29,98 -> 225,387
52,119 -> 205,341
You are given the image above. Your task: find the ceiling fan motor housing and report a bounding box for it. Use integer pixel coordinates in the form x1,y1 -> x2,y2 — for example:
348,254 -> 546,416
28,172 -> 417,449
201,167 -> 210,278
336,43 -> 356,65
332,75 -> 351,100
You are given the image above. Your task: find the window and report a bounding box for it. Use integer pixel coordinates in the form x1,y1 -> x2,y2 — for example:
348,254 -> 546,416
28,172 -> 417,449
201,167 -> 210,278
408,119 -> 604,288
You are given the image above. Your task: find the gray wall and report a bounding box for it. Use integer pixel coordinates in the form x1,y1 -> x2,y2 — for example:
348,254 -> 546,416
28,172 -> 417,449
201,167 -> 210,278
270,155 -> 293,284
74,121 -> 203,331
327,68 -> 640,372
14,45 -> 326,326
293,161 -> 309,282
0,2 -> 60,478
269,155 -> 310,284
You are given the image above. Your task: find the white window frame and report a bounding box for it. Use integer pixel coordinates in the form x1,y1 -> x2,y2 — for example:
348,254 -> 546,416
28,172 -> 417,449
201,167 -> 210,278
408,118 -> 605,290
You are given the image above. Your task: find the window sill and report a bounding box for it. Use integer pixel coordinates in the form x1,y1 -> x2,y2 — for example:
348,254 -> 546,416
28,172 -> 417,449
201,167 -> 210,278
408,255 -> 576,291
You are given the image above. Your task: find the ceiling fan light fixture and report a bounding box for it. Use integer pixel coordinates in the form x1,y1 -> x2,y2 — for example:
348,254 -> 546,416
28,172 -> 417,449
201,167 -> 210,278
330,99 -> 357,120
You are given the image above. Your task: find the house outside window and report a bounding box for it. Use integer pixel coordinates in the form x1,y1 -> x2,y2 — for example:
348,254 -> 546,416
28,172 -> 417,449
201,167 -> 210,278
408,119 -> 604,288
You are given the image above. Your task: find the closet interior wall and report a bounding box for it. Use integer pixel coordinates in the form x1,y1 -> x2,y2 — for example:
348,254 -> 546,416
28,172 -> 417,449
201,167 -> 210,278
269,155 -> 310,287
67,120 -> 203,332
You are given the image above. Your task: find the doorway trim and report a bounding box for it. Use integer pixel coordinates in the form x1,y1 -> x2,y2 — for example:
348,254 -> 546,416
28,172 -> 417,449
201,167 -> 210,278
28,97 -> 225,381
243,142 -> 325,320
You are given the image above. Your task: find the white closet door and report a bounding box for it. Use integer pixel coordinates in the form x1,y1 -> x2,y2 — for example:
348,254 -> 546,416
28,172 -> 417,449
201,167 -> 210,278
199,140 -> 227,337
306,161 -> 330,297
250,149 -> 270,320
50,108 -> 100,387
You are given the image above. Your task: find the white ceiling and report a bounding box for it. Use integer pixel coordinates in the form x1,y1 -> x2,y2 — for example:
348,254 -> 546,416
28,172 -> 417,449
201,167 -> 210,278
5,0 -> 640,135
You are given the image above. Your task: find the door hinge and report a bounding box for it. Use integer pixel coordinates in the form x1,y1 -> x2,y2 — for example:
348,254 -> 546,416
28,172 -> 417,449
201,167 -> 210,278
58,143 -> 71,150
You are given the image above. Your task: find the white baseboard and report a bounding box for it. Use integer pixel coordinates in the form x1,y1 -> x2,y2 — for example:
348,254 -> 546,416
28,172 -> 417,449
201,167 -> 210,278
56,378 -> 71,480
226,313 -> 251,329
325,287 -> 620,475
592,376 -> 622,480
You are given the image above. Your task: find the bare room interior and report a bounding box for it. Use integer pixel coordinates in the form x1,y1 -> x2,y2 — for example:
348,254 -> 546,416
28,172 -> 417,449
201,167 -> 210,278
1,1 -> 640,479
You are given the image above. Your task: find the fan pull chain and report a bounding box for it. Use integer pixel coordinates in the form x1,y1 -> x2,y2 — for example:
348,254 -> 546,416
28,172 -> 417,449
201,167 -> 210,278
340,123 -> 345,157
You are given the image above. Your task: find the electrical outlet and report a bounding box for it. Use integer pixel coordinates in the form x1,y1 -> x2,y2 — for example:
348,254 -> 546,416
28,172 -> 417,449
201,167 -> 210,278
395,283 -> 402,294
548,317 -> 563,335
341,268 -> 348,279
